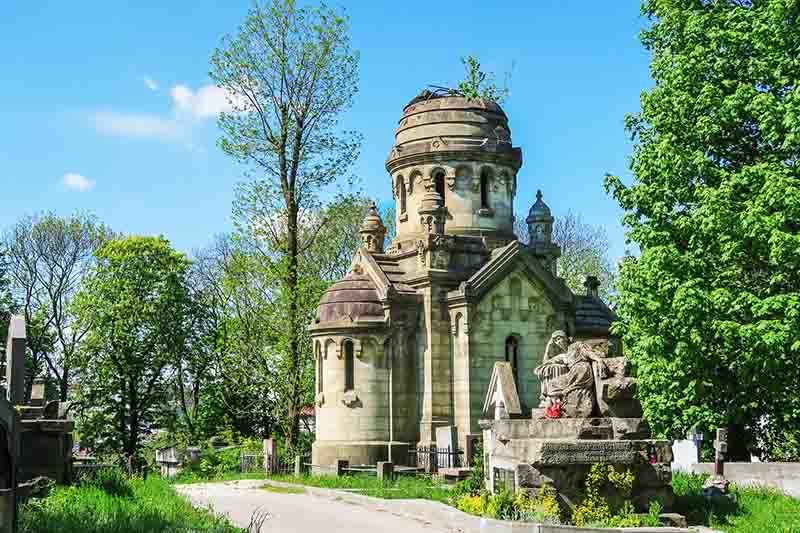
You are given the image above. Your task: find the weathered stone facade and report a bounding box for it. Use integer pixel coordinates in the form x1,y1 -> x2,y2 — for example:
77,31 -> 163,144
310,92 -> 616,469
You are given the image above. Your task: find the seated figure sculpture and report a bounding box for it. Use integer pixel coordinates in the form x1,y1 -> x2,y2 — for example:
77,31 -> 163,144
534,332 -> 609,418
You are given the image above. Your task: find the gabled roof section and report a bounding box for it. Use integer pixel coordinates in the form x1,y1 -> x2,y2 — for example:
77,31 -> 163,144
482,362 -> 522,419
461,240 -> 573,308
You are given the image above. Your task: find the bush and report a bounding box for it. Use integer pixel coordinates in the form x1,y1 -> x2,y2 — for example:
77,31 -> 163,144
513,486 -> 562,524
572,464 -> 647,527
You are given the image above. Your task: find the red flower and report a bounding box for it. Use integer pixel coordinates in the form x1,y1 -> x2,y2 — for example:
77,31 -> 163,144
545,401 -> 562,419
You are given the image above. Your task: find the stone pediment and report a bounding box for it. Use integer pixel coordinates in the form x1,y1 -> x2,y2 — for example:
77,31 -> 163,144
457,241 -> 573,310
482,362 -> 523,419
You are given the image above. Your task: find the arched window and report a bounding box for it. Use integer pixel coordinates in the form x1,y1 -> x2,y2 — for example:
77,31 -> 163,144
505,336 -> 519,384
344,340 -> 355,392
316,343 -> 323,394
434,171 -> 446,206
480,169 -> 491,209
399,178 -> 407,215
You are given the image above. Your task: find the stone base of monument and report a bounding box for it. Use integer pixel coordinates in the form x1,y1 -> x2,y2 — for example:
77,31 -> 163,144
484,425 -> 675,513
482,357 -> 677,516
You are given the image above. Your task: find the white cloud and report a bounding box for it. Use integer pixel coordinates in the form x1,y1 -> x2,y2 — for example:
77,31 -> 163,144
91,109 -> 183,140
63,173 -> 95,192
142,76 -> 159,91
170,84 -> 237,119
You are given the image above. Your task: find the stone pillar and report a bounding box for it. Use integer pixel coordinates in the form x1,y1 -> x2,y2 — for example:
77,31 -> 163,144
419,286 -> 452,445
294,456 -> 303,477
335,459 -> 349,477
5,316 -> 26,406
262,439 -> 277,474
376,461 -> 394,482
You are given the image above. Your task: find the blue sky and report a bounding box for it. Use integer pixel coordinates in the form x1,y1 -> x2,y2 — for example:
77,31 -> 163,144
0,0 -> 651,261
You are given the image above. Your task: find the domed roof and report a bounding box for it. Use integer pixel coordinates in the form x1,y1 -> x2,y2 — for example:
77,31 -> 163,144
386,93 -> 521,173
316,270 -> 384,324
527,190 -> 552,220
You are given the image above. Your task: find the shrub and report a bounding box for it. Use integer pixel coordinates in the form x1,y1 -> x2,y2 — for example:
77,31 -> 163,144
572,464 -> 638,527
513,486 -> 562,524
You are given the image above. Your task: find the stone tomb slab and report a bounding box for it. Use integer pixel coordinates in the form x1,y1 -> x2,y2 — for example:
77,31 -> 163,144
525,439 -> 673,466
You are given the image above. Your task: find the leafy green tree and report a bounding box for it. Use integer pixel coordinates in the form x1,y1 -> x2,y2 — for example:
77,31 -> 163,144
3,212 -> 112,401
72,237 -> 194,469
606,0 -> 800,460
211,0 -> 361,451
0,247 -> 15,362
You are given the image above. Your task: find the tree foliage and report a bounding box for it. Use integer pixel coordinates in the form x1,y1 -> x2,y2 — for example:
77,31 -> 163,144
211,0 -> 360,450
606,0 -> 800,460
3,212 -> 112,401
73,237 -> 195,469
457,56 -> 509,103
516,211 -> 617,302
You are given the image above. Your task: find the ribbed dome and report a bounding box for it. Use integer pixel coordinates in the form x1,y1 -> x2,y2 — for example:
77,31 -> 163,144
386,93 -> 521,172
528,190 -> 552,219
316,272 -> 384,324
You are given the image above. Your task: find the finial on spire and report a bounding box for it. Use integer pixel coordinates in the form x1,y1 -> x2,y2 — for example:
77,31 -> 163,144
536,189 -> 543,201
359,200 -> 387,253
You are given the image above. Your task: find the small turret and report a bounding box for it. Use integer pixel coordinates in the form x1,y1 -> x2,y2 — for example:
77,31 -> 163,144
526,190 -> 561,275
526,190 -> 554,245
359,201 -> 387,253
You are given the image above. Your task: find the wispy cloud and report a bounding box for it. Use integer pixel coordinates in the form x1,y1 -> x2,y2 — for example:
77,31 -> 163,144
170,84 -> 238,119
63,172 -> 95,192
90,109 -> 184,140
142,76 -> 159,91
88,82 -> 238,143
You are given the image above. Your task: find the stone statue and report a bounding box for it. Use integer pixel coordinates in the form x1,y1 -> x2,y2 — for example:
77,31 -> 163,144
534,333 -> 609,417
534,330 -> 569,407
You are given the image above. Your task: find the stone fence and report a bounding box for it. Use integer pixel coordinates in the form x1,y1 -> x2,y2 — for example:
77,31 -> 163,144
687,462 -> 800,498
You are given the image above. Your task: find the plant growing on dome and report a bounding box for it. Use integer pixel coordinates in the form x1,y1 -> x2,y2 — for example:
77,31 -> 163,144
457,55 -> 509,103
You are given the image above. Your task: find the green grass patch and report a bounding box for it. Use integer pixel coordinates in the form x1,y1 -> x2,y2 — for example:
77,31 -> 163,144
672,471 -> 800,533
268,473 -> 452,502
172,471 -> 266,485
19,470 -> 241,533
260,484 -> 306,494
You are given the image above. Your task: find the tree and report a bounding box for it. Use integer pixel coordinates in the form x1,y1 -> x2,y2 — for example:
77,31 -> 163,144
0,247 -> 15,362
515,211 -> 617,302
605,0 -> 800,460
72,237 -> 194,469
3,212 -> 112,401
211,0 -> 361,450
457,56 -> 509,103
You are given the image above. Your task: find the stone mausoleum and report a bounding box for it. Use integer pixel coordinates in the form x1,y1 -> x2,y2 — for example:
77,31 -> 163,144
310,91 -> 616,468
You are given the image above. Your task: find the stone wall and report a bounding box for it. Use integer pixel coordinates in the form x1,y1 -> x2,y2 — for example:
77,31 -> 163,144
688,462 -> 800,498
466,271 -> 553,434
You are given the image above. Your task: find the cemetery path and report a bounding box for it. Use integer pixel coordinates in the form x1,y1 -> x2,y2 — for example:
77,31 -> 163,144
178,479 -> 479,533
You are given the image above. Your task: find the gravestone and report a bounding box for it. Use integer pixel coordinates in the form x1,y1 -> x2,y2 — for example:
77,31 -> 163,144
435,426 -> 457,452
5,317 -> 25,406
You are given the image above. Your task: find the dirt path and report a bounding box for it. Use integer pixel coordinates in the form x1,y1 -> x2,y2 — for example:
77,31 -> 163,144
177,479 -> 478,533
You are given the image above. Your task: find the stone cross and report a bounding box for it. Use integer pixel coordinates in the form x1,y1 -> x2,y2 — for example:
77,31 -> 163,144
713,428 -> 728,476
5,315 -> 26,406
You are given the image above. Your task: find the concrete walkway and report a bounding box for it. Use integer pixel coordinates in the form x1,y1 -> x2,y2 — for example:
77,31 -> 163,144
177,479 -> 697,533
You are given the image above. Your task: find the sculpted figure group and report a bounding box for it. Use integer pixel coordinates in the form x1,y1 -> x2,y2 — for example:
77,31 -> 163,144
534,330 -> 610,418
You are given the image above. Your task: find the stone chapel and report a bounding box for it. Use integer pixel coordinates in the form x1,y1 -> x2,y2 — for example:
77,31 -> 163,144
310,91 -> 616,468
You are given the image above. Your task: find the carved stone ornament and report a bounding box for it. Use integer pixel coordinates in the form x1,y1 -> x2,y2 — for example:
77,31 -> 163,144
446,171 -> 457,191
416,239 -> 426,266
342,390 -> 359,407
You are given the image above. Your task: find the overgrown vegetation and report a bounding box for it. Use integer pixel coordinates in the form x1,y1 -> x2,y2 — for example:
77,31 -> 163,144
672,472 -> 800,533
456,55 -> 509,103
19,469 -> 241,533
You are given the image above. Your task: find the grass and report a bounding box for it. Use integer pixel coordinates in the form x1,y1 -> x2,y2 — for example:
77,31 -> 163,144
672,471 -> 800,533
267,473 -> 452,502
261,484 -> 306,494
172,471 -> 267,485
19,469 -> 242,533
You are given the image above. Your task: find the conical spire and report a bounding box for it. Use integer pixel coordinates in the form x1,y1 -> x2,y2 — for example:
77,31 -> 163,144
359,200 -> 387,253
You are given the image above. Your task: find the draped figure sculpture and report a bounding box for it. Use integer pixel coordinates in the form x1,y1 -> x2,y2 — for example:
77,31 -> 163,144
534,331 -> 609,418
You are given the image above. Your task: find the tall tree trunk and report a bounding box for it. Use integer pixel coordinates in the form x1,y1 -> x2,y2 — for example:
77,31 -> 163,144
286,196 -> 300,451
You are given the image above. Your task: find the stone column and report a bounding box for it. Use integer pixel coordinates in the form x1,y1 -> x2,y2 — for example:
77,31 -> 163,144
376,461 -> 394,481
5,316 -> 26,406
